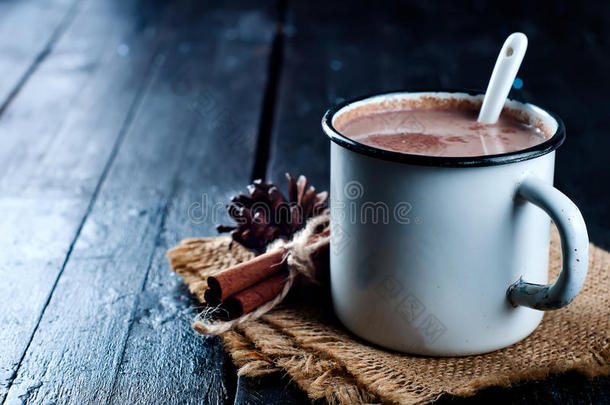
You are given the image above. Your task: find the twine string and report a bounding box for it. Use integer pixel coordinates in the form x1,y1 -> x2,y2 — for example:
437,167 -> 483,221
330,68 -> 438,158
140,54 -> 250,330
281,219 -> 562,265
193,215 -> 330,335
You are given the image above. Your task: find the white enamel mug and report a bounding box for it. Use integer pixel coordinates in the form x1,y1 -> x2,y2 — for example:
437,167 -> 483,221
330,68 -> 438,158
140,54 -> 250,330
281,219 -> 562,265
322,91 -> 589,356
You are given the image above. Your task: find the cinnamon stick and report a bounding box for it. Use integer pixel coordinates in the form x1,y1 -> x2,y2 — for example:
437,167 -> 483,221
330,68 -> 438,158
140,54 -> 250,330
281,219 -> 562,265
219,272 -> 288,319
205,225 -> 330,306
205,247 -> 287,305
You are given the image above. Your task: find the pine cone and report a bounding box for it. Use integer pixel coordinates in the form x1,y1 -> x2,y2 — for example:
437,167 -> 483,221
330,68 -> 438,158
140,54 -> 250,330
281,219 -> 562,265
217,173 -> 329,252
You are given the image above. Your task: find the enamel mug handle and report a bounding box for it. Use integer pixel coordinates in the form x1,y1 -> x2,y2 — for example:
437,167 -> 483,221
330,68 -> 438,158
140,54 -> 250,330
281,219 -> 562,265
507,176 -> 589,310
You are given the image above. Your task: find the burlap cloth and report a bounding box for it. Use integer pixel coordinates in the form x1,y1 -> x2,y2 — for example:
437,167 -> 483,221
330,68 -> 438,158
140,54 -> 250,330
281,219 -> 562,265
169,229 -> 610,404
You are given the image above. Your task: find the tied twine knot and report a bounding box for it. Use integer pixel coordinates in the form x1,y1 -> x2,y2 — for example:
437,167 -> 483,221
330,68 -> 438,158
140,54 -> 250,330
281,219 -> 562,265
193,215 -> 330,335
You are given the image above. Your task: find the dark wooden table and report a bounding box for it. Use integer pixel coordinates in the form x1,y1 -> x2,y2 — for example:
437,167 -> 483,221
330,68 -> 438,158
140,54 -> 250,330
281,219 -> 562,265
1,0 -> 609,403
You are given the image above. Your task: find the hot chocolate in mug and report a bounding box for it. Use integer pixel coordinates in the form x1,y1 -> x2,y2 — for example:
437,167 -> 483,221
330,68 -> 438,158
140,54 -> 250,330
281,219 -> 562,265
322,90 -> 589,356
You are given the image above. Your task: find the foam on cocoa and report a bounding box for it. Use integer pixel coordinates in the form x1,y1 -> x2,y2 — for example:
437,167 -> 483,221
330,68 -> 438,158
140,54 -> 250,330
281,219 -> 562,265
333,95 -> 552,157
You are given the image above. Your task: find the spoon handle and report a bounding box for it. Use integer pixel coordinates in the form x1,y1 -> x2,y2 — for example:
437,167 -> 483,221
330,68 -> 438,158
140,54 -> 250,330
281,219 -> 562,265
478,33 -> 528,124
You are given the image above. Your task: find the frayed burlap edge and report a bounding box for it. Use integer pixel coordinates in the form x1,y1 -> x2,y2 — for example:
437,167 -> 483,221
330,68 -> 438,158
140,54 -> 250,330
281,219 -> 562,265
223,320 -> 379,404
219,307 -> 609,405
258,308 -> 610,405
168,230 -> 610,405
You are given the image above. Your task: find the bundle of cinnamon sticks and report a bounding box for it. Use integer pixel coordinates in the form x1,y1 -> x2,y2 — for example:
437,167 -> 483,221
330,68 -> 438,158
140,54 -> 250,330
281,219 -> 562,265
203,227 -> 329,320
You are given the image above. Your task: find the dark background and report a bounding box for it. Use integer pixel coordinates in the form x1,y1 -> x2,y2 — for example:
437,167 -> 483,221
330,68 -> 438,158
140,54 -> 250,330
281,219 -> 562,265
0,0 -> 608,404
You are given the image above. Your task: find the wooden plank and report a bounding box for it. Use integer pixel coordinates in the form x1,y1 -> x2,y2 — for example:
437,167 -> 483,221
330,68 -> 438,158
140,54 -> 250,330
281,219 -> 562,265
0,0 -> 169,400
0,0 -> 80,113
109,4 -> 276,404
233,374 -> 311,405
265,1 -> 610,404
227,1 -> 323,402
436,371 -> 610,405
3,2 -> 275,404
